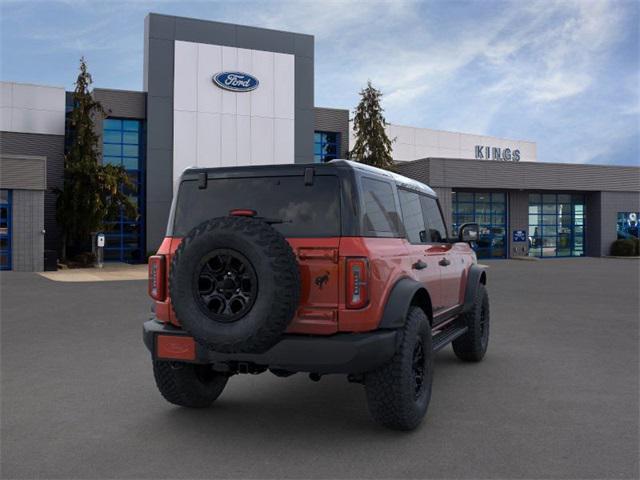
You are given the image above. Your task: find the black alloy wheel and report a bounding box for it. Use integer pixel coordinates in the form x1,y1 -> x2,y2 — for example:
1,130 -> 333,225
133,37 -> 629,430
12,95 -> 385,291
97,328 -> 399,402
194,249 -> 257,323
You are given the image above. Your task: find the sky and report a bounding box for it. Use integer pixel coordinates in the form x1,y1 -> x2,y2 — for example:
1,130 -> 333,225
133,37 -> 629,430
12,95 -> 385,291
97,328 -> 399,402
1,0 -> 638,166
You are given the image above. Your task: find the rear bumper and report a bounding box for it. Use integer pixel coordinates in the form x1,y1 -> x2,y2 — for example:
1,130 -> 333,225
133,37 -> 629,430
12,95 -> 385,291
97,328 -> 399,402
143,319 -> 397,374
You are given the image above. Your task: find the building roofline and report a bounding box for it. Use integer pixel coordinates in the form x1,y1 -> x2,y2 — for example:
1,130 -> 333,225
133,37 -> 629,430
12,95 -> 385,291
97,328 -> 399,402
384,123 -> 536,145
93,87 -> 146,95
147,12 -> 314,39
402,157 -> 640,170
0,80 -> 65,90
315,106 -> 349,113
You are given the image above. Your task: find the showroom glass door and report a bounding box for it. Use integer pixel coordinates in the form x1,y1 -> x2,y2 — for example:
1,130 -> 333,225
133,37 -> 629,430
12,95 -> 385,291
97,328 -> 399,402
528,194 -> 585,257
0,189 -> 12,270
452,191 -> 507,259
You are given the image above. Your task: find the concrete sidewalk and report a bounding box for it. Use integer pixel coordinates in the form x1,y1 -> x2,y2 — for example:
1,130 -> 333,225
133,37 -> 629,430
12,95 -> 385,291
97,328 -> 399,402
37,263 -> 147,282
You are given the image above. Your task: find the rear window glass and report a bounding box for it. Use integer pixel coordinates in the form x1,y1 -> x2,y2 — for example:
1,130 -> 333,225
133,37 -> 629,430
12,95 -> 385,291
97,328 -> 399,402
173,175 -> 341,237
361,177 -> 402,236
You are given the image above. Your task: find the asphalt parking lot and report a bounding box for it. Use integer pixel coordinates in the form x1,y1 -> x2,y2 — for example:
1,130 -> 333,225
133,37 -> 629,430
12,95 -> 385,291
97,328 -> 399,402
1,258 -> 639,479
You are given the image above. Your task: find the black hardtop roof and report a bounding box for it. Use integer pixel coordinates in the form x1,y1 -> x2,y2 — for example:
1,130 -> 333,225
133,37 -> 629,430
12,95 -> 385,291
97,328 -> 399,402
180,159 -> 437,197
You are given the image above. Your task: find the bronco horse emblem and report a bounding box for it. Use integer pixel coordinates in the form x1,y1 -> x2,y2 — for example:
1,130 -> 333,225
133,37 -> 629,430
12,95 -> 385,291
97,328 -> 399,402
314,271 -> 330,290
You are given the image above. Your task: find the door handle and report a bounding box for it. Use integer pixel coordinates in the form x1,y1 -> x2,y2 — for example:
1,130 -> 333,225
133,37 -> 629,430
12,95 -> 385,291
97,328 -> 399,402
412,260 -> 427,270
439,257 -> 451,267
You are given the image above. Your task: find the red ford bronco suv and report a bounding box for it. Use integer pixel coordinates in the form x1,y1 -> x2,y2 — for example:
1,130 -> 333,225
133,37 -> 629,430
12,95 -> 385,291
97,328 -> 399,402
144,160 -> 489,430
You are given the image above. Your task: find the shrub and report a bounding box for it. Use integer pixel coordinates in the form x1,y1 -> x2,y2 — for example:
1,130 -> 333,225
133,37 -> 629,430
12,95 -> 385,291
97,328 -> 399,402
610,239 -> 637,256
66,252 -> 97,268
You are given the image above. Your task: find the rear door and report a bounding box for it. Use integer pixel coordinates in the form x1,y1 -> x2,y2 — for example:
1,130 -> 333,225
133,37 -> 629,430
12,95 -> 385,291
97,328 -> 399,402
397,188 -> 445,313
420,195 -> 464,312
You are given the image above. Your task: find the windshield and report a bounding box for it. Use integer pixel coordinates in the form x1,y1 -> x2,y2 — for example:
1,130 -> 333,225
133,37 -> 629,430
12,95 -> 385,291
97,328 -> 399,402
173,175 -> 341,237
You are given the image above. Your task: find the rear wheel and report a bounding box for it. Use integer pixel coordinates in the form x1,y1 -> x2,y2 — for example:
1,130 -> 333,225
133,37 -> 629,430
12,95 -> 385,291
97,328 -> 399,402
152,360 -> 228,408
364,307 -> 433,431
452,283 -> 490,362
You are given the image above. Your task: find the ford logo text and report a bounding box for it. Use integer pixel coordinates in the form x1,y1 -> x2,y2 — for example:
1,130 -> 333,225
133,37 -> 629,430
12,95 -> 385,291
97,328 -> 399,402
212,72 -> 259,92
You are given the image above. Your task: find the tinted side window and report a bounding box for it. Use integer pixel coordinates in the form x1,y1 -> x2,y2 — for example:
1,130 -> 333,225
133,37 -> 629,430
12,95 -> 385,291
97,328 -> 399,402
361,177 -> 401,236
398,189 -> 427,244
420,196 -> 448,242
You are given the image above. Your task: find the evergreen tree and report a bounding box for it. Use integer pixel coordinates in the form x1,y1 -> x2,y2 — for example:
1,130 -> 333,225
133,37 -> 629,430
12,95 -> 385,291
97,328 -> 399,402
55,58 -> 135,261
349,81 -> 394,169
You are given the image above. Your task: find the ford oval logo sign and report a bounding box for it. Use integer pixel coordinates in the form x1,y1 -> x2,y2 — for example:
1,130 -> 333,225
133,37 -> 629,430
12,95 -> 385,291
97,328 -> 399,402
212,72 -> 259,92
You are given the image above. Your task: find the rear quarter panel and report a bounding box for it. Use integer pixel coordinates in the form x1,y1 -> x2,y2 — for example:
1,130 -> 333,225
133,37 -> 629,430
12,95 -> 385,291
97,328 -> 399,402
335,237 -> 415,332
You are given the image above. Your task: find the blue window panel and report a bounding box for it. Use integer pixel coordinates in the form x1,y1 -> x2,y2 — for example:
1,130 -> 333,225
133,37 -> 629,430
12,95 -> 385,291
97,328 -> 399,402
122,157 -> 139,170
104,118 -> 122,130
0,189 -> 12,270
122,144 -> 139,158
122,131 -> 139,145
123,120 -> 139,132
103,143 -> 121,156
491,193 -> 506,204
313,131 -> 340,163
451,191 -> 507,259
527,193 -> 585,258
101,118 -> 145,263
323,144 -> 337,155
103,130 -> 122,143
323,132 -> 338,143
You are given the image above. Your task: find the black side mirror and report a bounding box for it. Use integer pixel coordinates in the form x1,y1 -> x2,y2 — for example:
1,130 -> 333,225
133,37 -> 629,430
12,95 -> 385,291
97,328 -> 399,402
459,223 -> 479,243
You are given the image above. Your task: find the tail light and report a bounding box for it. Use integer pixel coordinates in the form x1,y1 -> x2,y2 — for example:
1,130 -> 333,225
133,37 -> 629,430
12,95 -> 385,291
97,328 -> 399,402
148,255 -> 166,301
346,257 -> 369,309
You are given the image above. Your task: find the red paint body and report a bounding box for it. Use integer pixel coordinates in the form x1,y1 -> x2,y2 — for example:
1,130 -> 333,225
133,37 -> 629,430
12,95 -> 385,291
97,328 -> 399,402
152,235 -> 476,334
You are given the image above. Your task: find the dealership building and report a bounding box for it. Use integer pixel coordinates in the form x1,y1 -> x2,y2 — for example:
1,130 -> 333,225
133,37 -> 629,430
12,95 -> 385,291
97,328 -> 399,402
0,13 -> 639,271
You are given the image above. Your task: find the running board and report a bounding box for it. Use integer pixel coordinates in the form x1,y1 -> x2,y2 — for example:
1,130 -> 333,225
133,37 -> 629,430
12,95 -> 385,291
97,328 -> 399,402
433,326 -> 468,352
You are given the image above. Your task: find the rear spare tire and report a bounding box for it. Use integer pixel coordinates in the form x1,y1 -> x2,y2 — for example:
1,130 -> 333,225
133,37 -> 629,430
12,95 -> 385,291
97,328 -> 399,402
169,216 -> 300,353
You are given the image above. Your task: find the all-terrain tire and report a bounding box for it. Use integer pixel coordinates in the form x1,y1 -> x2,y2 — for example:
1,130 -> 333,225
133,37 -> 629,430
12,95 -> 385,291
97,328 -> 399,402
452,283 -> 489,362
364,307 -> 433,431
153,360 -> 228,408
169,216 -> 300,354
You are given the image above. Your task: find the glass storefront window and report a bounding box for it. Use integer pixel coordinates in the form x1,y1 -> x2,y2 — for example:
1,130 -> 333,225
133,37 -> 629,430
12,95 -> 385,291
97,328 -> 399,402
102,117 -> 145,263
0,189 -> 11,270
616,212 -> 639,239
528,193 -> 585,258
452,191 -> 507,259
314,131 -> 340,163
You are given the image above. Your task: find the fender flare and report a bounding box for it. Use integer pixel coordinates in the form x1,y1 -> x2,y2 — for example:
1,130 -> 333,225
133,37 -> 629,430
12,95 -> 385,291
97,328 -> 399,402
378,277 -> 432,329
462,265 -> 487,313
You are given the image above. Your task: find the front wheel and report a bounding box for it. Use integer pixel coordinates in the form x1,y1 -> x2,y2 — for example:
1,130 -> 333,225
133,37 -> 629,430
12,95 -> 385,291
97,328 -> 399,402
364,307 -> 433,431
152,360 -> 228,408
